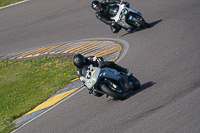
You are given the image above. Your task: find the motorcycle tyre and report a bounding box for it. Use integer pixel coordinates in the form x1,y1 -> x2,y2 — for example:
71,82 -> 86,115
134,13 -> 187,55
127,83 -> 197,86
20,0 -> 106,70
101,84 -> 127,100
129,76 -> 140,91
131,17 -> 151,28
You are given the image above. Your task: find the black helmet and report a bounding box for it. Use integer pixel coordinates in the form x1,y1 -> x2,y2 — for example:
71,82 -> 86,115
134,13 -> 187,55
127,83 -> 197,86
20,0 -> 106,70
91,0 -> 102,12
73,53 -> 85,69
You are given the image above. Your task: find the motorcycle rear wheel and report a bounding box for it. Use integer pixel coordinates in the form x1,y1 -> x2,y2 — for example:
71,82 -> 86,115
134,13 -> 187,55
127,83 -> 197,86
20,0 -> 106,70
101,84 -> 127,100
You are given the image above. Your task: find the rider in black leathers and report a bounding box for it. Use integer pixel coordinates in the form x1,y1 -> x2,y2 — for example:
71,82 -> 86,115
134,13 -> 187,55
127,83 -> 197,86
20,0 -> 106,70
91,0 -> 130,33
73,53 -> 131,83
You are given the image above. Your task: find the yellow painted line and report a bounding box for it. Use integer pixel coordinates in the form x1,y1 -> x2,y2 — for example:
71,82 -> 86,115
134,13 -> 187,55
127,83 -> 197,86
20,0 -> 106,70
17,45 -> 60,59
72,41 -> 105,53
63,41 -> 105,53
63,41 -> 91,53
86,44 -> 122,57
24,87 -> 81,116
71,77 -> 79,82
110,59 -> 117,62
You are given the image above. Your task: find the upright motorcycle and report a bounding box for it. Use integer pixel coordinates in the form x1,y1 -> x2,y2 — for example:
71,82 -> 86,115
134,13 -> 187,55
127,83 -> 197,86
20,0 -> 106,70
109,1 -> 150,30
82,64 -> 140,100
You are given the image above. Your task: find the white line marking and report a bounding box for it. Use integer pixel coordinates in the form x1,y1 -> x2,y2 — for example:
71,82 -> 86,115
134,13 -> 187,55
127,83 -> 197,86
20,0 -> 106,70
0,0 -> 29,10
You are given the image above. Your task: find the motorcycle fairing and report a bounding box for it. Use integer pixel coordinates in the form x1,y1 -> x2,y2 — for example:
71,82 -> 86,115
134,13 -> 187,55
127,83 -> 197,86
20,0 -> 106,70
83,65 -> 100,89
100,68 -> 120,81
128,9 -> 142,17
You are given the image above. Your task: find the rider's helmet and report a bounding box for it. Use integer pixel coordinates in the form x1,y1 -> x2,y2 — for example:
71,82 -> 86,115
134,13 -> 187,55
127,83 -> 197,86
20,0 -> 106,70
73,53 -> 85,69
91,0 -> 102,12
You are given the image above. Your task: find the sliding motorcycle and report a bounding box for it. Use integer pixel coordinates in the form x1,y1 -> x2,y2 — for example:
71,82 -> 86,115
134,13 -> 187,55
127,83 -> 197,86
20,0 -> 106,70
82,64 -> 140,100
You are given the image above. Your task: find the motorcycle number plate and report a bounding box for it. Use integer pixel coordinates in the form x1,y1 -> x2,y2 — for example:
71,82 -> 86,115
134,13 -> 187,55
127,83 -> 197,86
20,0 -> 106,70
128,15 -> 133,20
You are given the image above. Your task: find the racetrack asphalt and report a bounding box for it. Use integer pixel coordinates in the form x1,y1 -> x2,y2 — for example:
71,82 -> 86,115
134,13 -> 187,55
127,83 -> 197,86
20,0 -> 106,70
1,0 -> 200,133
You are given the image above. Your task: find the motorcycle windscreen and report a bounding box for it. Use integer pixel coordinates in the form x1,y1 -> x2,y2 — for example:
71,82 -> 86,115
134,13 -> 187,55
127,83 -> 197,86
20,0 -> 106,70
109,4 -> 119,17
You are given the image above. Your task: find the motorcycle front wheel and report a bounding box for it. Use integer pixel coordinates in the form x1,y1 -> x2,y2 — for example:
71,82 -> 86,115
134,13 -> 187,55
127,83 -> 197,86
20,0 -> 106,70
129,15 -> 151,28
101,84 -> 127,100
129,76 -> 140,90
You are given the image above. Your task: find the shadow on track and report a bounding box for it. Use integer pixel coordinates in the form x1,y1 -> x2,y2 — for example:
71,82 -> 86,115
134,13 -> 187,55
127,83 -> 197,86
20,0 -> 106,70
119,19 -> 163,38
126,81 -> 156,99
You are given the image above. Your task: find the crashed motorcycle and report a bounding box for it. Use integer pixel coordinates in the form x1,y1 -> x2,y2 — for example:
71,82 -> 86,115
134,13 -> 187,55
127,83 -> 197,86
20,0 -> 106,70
109,1 -> 150,30
82,64 -> 140,100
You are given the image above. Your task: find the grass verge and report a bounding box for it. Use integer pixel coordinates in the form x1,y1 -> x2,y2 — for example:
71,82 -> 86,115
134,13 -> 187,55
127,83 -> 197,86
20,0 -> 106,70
0,0 -> 23,7
0,57 -> 77,133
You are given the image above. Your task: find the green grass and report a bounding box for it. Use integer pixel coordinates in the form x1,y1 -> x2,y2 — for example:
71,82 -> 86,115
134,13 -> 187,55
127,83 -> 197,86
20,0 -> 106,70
0,0 -> 23,7
0,57 -> 77,133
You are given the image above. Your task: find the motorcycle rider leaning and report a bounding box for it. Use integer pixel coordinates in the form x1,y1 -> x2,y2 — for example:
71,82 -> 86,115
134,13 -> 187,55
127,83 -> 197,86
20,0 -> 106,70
73,53 -> 131,84
91,0 -> 130,33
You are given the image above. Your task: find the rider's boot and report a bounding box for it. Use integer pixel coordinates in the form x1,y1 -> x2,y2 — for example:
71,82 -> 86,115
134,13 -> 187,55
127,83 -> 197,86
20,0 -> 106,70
115,65 -> 132,78
103,61 -> 132,78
